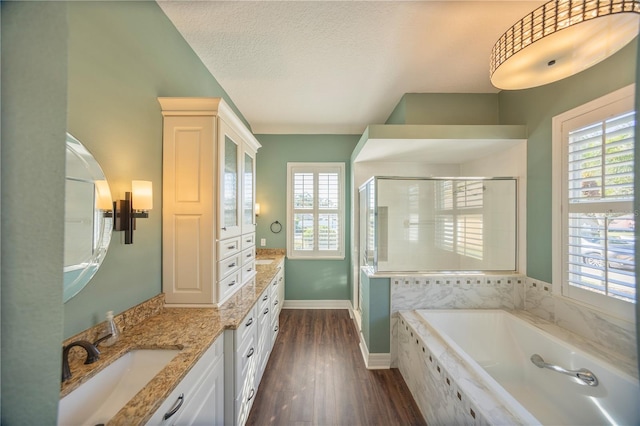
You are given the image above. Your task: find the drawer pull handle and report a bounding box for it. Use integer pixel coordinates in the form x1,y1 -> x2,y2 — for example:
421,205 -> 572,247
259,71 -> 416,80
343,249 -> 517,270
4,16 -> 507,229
248,388 -> 255,401
228,262 -> 236,268
274,325 -> 279,332
274,300 -> 279,305
263,294 -> 268,301
247,347 -> 254,358
279,277 -> 283,282
246,253 -> 252,258
228,245 -> 236,250
228,280 -> 236,287
246,267 -> 253,272
245,317 -> 253,327
246,239 -> 252,243
222,227 -> 227,231
163,393 -> 184,420
264,308 -> 269,315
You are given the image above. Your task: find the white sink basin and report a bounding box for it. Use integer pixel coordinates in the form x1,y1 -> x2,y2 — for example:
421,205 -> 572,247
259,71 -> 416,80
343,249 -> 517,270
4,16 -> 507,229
255,258 -> 274,265
58,349 -> 180,426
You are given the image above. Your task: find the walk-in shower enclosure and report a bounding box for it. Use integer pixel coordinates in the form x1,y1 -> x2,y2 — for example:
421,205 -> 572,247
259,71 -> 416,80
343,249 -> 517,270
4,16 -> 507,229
359,177 -> 517,272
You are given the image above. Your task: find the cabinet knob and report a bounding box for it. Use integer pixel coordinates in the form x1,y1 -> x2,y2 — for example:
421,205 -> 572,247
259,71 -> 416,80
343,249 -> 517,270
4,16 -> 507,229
245,317 -> 253,327
263,294 -> 268,301
247,347 -> 254,358
264,308 -> 269,315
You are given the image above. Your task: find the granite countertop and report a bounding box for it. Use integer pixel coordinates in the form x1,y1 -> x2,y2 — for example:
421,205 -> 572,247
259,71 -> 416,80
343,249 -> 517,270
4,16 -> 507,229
60,253 -> 285,425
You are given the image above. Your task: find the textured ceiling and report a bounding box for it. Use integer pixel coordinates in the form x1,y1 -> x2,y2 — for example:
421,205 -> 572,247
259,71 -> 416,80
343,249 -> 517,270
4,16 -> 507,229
157,1 -> 545,134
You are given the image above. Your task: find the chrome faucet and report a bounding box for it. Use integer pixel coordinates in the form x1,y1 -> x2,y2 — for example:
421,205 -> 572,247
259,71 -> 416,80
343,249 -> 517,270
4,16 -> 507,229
61,340 -> 101,382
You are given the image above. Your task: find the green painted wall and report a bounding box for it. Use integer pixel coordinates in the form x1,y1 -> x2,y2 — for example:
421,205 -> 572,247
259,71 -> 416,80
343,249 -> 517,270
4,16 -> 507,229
385,93 -> 499,125
385,95 -> 406,124
499,39 -> 637,282
64,1 -> 248,337
1,2 -> 68,423
360,271 -> 391,353
255,134 -> 360,300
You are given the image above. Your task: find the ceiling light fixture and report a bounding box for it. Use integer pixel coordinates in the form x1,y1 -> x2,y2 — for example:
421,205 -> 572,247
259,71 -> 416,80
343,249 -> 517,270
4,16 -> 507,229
490,0 -> 640,90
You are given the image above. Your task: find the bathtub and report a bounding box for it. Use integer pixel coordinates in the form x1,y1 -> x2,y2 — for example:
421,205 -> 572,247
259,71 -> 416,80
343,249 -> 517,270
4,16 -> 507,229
398,309 -> 639,425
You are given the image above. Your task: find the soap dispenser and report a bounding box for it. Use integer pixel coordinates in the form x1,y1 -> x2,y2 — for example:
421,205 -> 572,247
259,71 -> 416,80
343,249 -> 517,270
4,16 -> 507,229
100,310 -> 120,347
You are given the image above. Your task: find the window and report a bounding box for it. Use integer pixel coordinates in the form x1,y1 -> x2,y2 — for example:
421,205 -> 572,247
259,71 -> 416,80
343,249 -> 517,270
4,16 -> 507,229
287,163 -> 345,259
553,85 -> 635,319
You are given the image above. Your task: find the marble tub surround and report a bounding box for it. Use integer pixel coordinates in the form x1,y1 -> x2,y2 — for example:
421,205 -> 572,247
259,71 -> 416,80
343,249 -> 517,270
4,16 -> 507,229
389,273 -> 525,367
525,277 -> 637,368
60,254 -> 285,425
388,273 -> 636,374
391,274 -> 525,312
398,310 -> 524,425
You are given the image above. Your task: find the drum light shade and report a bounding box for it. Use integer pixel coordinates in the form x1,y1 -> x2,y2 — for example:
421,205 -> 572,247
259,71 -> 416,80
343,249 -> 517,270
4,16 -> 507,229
490,0 -> 640,90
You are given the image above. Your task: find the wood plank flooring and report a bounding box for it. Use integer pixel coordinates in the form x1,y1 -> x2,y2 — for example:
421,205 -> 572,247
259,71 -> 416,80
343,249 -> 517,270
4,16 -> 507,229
247,309 -> 426,426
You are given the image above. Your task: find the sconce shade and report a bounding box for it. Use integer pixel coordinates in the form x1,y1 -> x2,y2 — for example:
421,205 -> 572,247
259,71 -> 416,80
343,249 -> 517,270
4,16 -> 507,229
490,0 -> 640,90
94,180 -> 113,211
255,203 -> 261,216
132,180 -> 153,211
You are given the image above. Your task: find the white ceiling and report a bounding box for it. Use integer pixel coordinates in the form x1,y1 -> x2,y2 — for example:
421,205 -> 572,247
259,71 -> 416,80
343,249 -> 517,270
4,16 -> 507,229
157,1 -> 545,135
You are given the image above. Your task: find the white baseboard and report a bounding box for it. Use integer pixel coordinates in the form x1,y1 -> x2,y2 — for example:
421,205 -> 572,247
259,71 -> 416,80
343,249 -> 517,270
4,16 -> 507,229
283,299 -> 351,309
358,331 -> 391,369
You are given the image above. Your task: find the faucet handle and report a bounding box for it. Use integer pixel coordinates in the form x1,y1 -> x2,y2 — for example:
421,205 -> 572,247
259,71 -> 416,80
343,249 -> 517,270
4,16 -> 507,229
93,333 -> 113,348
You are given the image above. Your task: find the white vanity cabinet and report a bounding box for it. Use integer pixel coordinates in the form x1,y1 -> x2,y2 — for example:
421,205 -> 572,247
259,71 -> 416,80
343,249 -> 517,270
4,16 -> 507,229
159,98 -> 260,306
269,265 -> 285,348
223,304 -> 259,426
147,335 -> 224,425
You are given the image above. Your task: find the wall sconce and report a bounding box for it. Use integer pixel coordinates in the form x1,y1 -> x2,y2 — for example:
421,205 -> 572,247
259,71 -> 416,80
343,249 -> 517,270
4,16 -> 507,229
114,180 -> 153,244
255,203 -> 261,216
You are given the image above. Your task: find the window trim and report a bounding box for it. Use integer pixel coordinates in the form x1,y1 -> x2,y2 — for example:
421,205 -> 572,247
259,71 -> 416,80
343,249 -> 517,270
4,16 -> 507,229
552,84 -> 635,321
286,162 -> 346,260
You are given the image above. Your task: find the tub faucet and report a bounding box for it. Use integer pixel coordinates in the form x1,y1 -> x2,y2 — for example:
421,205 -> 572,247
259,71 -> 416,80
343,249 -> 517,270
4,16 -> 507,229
61,340 -> 100,382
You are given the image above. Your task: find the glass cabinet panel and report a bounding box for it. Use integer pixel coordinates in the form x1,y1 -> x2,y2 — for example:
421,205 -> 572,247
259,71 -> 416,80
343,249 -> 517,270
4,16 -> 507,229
242,151 -> 255,233
220,134 -> 240,238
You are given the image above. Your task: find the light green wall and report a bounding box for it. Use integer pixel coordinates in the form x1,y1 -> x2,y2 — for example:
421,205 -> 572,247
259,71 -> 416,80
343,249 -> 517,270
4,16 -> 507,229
255,134 -> 360,300
385,93 -> 499,125
1,2 -> 68,423
499,39 -> 637,282
64,1 -> 248,337
360,271 -> 391,353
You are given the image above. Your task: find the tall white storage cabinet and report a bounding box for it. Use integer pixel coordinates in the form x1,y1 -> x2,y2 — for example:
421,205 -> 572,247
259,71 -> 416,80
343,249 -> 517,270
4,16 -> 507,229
159,98 -> 260,306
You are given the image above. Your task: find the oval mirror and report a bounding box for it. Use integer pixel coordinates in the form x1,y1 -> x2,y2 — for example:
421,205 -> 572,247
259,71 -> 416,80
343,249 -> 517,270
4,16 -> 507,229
64,133 -> 113,302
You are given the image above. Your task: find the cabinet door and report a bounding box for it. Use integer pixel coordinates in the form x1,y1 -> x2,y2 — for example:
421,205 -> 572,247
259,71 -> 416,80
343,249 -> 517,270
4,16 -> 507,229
162,115 -> 216,305
241,149 -> 256,234
218,119 -> 242,240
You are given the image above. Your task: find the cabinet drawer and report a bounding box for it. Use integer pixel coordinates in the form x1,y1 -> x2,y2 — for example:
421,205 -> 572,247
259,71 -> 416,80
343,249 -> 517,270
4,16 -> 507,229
217,253 -> 241,281
241,233 -> 255,250
146,335 -> 223,425
218,271 -> 241,303
236,304 -> 257,347
236,335 -> 257,398
258,288 -> 270,312
218,236 -> 241,260
241,247 -> 255,265
241,261 -> 256,283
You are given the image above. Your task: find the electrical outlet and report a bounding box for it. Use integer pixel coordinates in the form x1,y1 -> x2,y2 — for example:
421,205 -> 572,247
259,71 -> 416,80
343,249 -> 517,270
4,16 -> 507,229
260,238 -> 266,247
